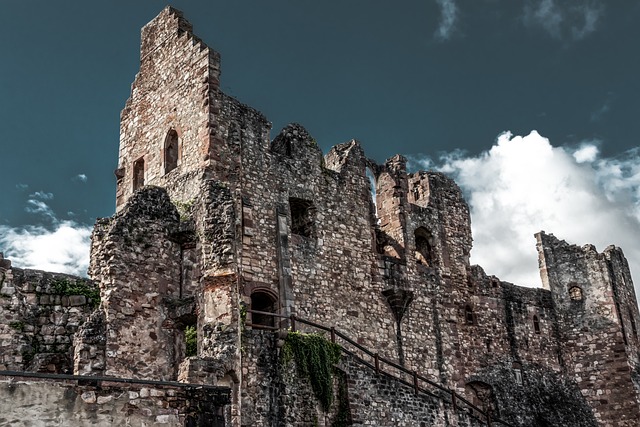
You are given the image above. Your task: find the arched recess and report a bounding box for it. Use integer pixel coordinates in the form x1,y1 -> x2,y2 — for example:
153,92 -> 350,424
133,157 -> 145,191
164,129 -> 179,174
414,227 -> 435,267
250,289 -> 278,329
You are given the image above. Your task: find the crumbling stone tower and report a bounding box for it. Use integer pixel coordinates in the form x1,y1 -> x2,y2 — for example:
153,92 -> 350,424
81,7 -> 640,427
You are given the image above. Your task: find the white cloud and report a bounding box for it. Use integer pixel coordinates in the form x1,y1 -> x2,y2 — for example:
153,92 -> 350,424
29,191 -> 54,200
74,174 -> 88,183
413,131 -> 640,298
573,142 -> 599,163
434,0 -> 458,41
3,191 -> 92,276
24,199 -> 56,221
524,0 -> 603,41
0,221 -> 92,277
15,183 -> 28,191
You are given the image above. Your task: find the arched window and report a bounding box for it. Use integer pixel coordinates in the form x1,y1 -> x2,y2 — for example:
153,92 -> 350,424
133,158 -> 145,190
569,286 -> 583,301
465,305 -> 475,325
164,129 -> 179,174
250,290 -> 277,328
415,227 -> 434,266
533,315 -> 541,334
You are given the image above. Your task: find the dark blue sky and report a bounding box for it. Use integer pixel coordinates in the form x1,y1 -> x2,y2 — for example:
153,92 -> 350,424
2,1 -> 640,287
2,1 -> 638,227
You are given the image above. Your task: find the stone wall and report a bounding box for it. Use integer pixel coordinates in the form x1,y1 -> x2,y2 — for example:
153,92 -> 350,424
116,7 -> 221,209
0,255 -> 98,374
0,372 -> 229,427
536,232 -> 640,426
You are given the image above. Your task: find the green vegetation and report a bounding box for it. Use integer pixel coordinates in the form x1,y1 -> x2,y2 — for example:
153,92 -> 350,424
185,325 -> 197,357
283,331 -> 342,411
174,199 -> 194,221
51,278 -> 100,308
8,321 -> 24,332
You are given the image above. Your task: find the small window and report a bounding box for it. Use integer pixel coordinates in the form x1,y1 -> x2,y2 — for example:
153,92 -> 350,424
465,305 -> 475,325
415,227 -> 435,266
133,158 -> 145,190
289,198 -> 316,238
164,129 -> 179,174
250,291 -> 277,328
569,286 -> 583,301
533,315 -> 541,334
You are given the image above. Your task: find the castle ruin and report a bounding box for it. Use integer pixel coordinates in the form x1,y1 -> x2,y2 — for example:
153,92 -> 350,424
1,7 -> 640,426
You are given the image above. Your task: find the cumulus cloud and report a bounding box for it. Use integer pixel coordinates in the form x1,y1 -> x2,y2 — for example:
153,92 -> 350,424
0,221 -> 92,277
573,141 -> 599,163
2,191 -> 92,276
434,0 -> 458,41
412,131 -> 640,297
524,0 -> 603,41
74,174 -> 88,183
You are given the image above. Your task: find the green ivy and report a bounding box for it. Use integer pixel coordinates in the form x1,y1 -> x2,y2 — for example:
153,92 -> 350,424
51,278 -> 100,308
185,325 -> 197,357
283,331 -> 342,411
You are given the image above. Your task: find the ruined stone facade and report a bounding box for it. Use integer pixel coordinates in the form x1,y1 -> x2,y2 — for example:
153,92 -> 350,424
2,7 -> 640,426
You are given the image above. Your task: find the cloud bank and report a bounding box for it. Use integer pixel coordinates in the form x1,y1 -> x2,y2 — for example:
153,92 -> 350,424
1,195 -> 92,276
411,131 -> 640,296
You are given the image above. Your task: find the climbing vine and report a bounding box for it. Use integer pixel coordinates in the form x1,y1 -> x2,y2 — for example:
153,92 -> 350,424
283,331 -> 342,411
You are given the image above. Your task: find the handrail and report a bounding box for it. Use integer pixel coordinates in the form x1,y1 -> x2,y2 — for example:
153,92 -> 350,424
246,309 -> 514,427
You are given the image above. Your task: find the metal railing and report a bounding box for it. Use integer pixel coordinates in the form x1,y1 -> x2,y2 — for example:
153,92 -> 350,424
247,309 -> 513,427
